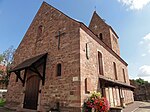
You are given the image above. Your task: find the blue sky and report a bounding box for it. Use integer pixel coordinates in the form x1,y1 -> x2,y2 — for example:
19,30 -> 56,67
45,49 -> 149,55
0,0 -> 150,82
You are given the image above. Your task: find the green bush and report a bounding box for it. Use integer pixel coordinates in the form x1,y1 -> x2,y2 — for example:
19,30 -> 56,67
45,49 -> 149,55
0,98 -> 6,107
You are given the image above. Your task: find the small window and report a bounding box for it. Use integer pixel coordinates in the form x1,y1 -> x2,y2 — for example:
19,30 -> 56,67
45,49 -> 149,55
99,33 -> 103,40
86,43 -> 90,59
57,64 -> 61,76
123,69 -> 126,83
36,25 -> 44,43
38,25 -> 43,35
39,25 -> 43,32
98,52 -> 104,75
85,78 -> 90,94
113,62 -> 118,80
56,102 -> 60,110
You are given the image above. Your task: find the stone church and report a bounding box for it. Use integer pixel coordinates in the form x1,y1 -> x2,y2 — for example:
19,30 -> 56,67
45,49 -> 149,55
6,2 -> 134,112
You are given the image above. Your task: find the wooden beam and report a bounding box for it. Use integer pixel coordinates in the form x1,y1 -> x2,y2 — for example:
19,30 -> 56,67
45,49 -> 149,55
14,71 -> 24,84
16,74 -> 18,82
29,66 -> 43,80
23,69 -> 27,86
42,55 -> 47,85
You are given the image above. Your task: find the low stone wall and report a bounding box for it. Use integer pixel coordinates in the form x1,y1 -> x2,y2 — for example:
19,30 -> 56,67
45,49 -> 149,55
0,89 -> 7,98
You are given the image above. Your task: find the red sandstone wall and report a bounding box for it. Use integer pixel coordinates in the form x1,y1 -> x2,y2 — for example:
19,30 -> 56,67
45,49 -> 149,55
109,29 -> 120,55
6,2 -> 81,111
80,28 -> 131,106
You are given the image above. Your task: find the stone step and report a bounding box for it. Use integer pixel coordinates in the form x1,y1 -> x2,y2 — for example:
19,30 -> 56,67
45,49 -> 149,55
110,107 -> 123,112
17,108 -> 38,112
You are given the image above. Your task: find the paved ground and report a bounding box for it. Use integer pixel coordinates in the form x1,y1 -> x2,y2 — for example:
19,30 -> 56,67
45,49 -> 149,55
122,101 -> 142,112
134,102 -> 150,112
123,101 -> 150,112
0,101 -> 150,112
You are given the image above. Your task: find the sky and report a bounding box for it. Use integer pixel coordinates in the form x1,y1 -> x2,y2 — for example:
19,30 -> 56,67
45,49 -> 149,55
0,0 -> 150,82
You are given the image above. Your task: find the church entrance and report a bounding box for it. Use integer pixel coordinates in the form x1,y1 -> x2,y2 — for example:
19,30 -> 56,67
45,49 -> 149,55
9,53 -> 48,110
23,74 -> 40,110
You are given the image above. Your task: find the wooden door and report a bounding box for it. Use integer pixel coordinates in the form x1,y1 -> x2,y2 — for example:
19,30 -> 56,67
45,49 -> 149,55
23,75 -> 40,110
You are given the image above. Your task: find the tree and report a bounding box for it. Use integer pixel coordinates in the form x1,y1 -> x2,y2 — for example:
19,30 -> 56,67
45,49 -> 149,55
2,46 -> 15,66
0,54 -> 4,64
135,78 -> 149,85
0,46 -> 15,87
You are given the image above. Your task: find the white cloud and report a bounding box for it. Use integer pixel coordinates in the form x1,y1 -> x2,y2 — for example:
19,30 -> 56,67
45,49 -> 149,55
141,53 -> 146,56
143,33 -> 150,40
118,0 -> 150,10
128,63 -> 150,82
128,62 -> 139,78
139,41 -> 144,45
139,33 -> 150,56
138,65 -> 150,82
131,76 -> 150,82
138,65 -> 150,77
142,76 -> 150,82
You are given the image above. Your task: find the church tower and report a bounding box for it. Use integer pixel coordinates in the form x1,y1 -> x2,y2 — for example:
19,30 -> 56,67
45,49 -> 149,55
89,11 -> 120,55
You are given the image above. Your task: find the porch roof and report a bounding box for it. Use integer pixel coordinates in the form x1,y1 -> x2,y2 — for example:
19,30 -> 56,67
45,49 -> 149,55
10,53 -> 48,86
99,75 -> 135,90
10,53 -> 47,72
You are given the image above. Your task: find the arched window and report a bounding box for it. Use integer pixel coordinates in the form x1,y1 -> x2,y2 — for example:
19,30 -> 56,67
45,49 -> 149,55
113,62 -> 118,80
56,102 -> 60,110
85,78 -> 90,94
99,33 -> 103,40
98,52 -> 104,75
37,25 -> 44,40
57,63 -> 61,76
86,43 -> 90,59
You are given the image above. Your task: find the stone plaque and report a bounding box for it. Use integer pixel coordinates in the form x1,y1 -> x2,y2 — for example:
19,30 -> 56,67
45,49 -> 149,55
73,77 -> 79,81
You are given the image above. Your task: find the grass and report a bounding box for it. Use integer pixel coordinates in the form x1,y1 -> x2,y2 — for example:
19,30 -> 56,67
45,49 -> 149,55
0,98 -> 6,107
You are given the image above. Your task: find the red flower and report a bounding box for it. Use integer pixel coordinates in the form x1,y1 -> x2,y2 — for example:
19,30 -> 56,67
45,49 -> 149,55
84,92 -> 110,112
